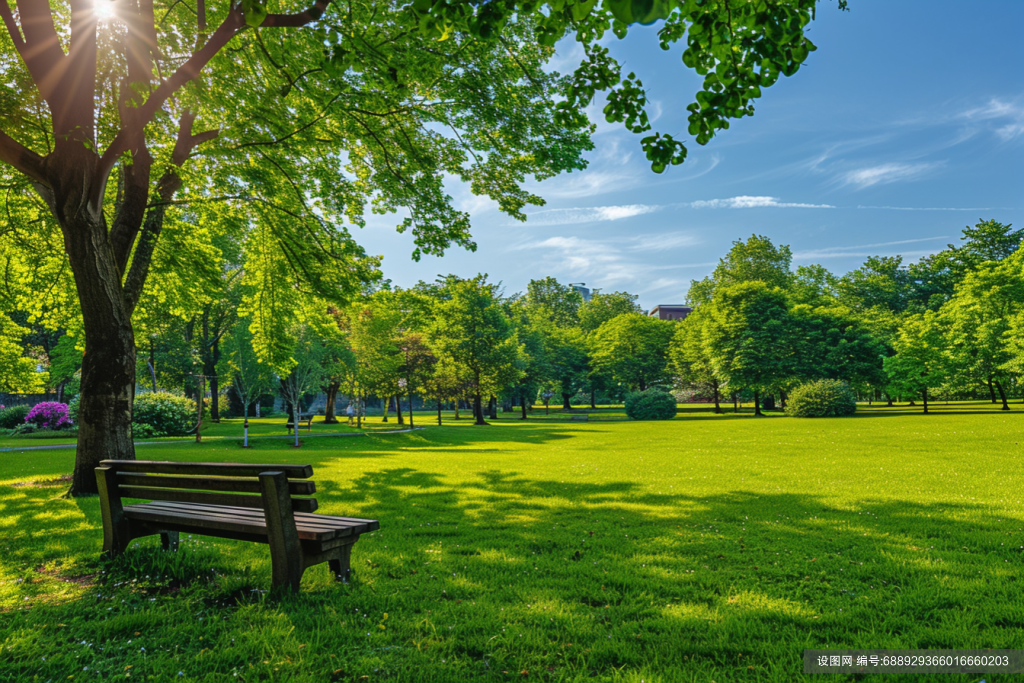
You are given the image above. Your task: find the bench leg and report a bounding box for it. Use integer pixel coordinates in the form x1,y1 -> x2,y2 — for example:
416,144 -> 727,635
160,531 -> 179,552
103,531 -> 131,559
328,543 -> 354,583
97,466 -> 130,559
261,471 -> 303,593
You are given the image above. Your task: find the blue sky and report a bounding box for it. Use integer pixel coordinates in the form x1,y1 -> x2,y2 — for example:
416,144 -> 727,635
357,0 -> 1024,310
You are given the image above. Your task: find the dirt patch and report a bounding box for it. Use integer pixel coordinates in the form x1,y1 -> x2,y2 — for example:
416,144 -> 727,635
12,474 -> 73,488
35,565 -> 98,587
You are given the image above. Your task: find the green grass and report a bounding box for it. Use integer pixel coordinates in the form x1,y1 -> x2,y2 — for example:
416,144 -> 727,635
0,402 -> 1021,682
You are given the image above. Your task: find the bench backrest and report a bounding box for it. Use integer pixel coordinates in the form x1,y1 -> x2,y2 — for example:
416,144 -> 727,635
98,460 -> 319,513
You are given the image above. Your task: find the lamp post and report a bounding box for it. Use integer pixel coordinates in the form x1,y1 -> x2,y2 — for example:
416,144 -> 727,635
191,373 -> 206,443
400,344 -> 414,429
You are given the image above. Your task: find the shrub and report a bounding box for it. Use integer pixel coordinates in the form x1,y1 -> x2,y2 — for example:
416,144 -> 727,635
131,423 -> 161,440
786,380 -> 857,418
68,395 -> 80,423
12,427 -> 78,439
25,402 -> 73,430
0,405 -> 30,429
133,392 -> 196,437
625,388 -> 678,420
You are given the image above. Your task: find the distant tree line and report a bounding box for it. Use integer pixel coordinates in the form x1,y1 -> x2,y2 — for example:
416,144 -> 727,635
3,219 -> 1020,425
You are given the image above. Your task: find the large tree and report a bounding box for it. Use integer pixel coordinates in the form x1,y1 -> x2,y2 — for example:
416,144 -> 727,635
590,312 -> 674,392
883,312 -> 945,413
428,277 -> 522,425
703,282 -> 794,416
0,0 -> 838,492
578,290 -> 642,333
668,306 -> 722,411
940,249 -> 1024,410
688,234 -> 794,305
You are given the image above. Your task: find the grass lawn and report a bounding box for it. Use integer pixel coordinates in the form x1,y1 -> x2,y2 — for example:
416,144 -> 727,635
0,401 -> 1021,682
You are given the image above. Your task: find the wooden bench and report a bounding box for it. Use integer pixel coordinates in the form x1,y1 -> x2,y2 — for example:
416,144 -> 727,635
95,459 -> 379,592
285,412 -> 315,435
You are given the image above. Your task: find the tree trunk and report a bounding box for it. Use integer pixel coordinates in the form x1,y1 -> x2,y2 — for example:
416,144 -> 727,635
242,403 -> 249,448
521,392 -> 528,419
754,389 -> 763,417
381,396 -> 389,422
474,372 -> 487,425
437,399 -> 442,426
490,395 -> 498,419
780,389 -> 787,410
195,375 -> 205,443
994,378 -> 1010,411
922,388 -> 928,414
148,337 -> 158,391
638,378 -> 647,391
562,393 -> 572,410
323,381 -> 340,423
408,392 -> 414,428
208,338 -> 220,423
66,212 -> 138,496
712,380 -> 721,413
987,376 -> 997,403
454,400 -> 460,420
590,389 -> 596,409
396,394 -> 404,425
733,393 -> 738,413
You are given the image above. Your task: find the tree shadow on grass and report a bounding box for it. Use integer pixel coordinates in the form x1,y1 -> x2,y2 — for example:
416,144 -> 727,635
3,458 -> 1022,681
304,467 -> 1024,680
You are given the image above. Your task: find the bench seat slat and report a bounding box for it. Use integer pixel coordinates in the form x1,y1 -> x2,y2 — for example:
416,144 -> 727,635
117,473 -> 316,496
131,501 -> 377,537
101,460 -> 313,479
147,500 -> 378,529
125,504 -> 365,542
118,486 -> 319,513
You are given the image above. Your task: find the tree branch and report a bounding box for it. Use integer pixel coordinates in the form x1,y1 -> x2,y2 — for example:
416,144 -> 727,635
171,111 -> 220,165
0,0 -> 25,50
122,171 -> 181,313
97,8 -> 243,188
0,128 -> 48,185
13,0 -> 68,105
109,145 -> 154,276
122,110 -> 221,309
261,0 -> 330,28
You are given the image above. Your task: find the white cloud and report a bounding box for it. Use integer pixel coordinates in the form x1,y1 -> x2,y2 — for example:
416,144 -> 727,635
513,232 -> 704,295
961,98 -> 1022,123
841,162 -> 943,189
524,203 -> 662,226
995,122 -> 1024,141
629,232 -> 700,251
856,205 -> 992,211
792,237 -> 950,260
536,171 -> 641,200
689,195 -> 834,209
793,249 -> 941,261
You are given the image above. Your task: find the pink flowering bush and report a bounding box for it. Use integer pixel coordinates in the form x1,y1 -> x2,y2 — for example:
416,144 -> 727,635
25,402 -> 73,430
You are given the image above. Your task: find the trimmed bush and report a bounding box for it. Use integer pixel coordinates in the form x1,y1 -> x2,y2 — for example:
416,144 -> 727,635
0,405 -> 31,429
25,402 -> 73,430
131,423 -> 161,440
68,395 -> 80,424
133,392 -> 196,437
625,388 -> 678,421
786,380 -> 857,417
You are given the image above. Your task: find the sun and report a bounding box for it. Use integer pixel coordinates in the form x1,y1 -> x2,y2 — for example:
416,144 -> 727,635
93,0 -> 115,20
